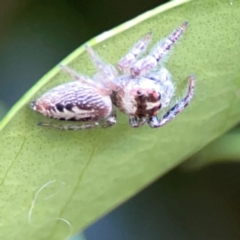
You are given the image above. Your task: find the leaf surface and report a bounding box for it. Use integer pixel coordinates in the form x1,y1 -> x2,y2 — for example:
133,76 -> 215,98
1,0 -> 240,239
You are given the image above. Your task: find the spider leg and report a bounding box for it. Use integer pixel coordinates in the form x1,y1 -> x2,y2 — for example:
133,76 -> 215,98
148,75 -> 195,128
85,45 -> 108,71
117,32 -> 152,73
37,121 -> 99,130
60,64 -> 92,83
37,111 -> 117,130
85,45 -> 117,77
60,64 -> 110,95
85,46 -> 120,91
101,110 -> 117,128
129,116 -> 147,128
131,22 -> 188,77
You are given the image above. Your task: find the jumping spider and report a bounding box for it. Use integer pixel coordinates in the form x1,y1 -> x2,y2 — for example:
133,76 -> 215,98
31,21 -> 195,130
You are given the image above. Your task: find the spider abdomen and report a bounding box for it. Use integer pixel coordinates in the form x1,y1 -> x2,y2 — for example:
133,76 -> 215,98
31,81 -> 112,121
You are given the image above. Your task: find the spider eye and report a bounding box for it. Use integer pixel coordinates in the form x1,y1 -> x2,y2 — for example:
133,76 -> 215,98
137,90 -> 142,95
158,92 -> 161,100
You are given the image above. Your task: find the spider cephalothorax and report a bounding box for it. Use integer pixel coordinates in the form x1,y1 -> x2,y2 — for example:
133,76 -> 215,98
31,21 -> 195,130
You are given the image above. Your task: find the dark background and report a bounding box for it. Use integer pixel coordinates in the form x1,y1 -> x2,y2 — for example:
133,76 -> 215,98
1,1 -> 240,240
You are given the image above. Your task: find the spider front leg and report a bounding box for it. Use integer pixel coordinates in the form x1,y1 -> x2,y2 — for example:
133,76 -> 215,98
148,75 -> 195,128
117,32 -> 152,73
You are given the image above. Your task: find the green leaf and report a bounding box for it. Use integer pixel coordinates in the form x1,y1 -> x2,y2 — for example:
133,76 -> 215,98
180,127 -> 240,171
1,0 -> 240,239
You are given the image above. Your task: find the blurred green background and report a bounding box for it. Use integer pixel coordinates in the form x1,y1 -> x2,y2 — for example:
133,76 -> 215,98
1,1 -> 240,239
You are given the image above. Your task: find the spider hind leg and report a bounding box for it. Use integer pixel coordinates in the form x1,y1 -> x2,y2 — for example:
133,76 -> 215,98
37,111 -> 117,131
38,122 -> 99,130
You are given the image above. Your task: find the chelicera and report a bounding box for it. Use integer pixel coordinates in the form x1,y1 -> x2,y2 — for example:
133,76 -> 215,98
31,21 -> 195,130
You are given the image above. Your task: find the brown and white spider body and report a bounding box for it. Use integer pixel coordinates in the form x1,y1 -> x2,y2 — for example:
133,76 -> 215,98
31,21 -> 195,130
